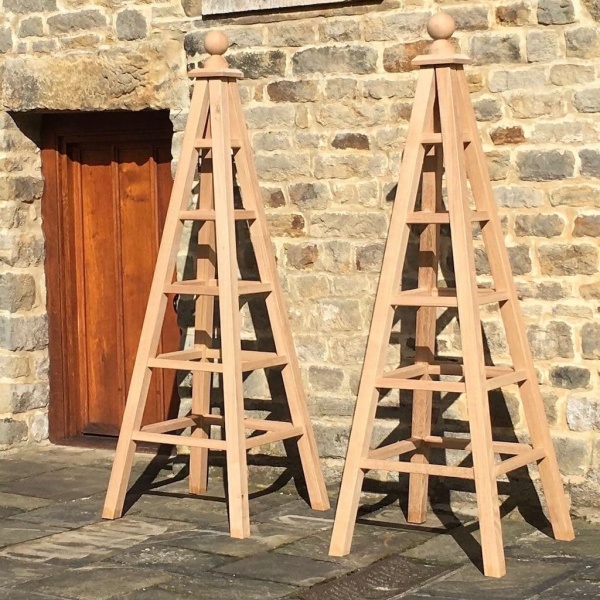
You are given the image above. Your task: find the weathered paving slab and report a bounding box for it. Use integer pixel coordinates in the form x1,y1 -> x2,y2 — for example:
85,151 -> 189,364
414,559 -> 580,598
162,521 -> 312,558
106,542 -> 231,575
0,520 -> 67,549
0,466 -> 110,501
214,551 -> 351,586
0,491 -> 51,513
158,572 -> 298,600
299,554 -> 449,600
537,578 -> 600,599
9,495 -> 104,529
0,518 -> 182,566
15,564 -> 173,600
275,521 -> 434,569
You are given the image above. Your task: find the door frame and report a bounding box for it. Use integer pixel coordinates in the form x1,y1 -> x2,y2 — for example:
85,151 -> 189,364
42,111 -> 174,446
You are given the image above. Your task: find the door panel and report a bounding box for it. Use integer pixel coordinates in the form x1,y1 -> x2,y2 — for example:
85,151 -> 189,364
42,112 -> 179,444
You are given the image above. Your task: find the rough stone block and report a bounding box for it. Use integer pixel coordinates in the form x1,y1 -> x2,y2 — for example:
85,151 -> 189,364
470,33 -> 521,64
508,244 -> 532,274
17,17 -> 43,38
527,321 -> 573,359
539,243 -> 598,275
488,68 -> 547,92
0,419 -> 27,446
313,155 -> 386,180
551,434 -> 592,475
574,214 -> 600,237
526,30 -> 560,62
581,322 -> 600,359
550,365 -> 591,389
356,243 -> 384,271
229,50 -> 286,79
580,149 -> 600,178
567,396 -> 600,431
505,91 -> 565,119
364,11 -> 430,41
115,10 -> 147,41
473,97 -> 502,121
255,153 -> 310,181
383,41 -> 429,72
30,410 -> 48,442
325,78 -> 358,100
574,88 -> 600,113
537,0 -> 575,24
4,0 -> 56,12
486,150 -> 510,180
0,273 -> 36,311
494,185 -> 544,207
245,105 -> 295,129
445,5 -> 490,30
0,28 -> 13,54
319,18 -> 360,42
0,354 -> 29,378
308,366 -> 344,392
0,313 -> 48,351
551,64 -> 595,86
331,133 -> 370,150
285,243 -> 319,270
289,182 -> 331,210
267,80 -> 318,103
490,126 -> 525,144
47,10 -> 106,34
531,121 -> 589,144
265,213 -> 305,237
514,214 -> 564,237
516,150 -> 575,181
496,2 -> 532,25
584,0 -> 600,20
293,45 -> 377,75
550,185 -> 600,207
0,382 -> 49,414
269,22 -> 315,47
363,77 -> 415,100
565,27 -> 600,58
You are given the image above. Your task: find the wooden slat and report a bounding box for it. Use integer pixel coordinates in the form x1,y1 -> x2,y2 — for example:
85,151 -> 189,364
405,211 -> 489,224
376,374 -> 465,393
485,369 -> 528,391
195,137 -> 242,149
368,438 -> 421,460
141,416 -> 199,433
245,426 -> 304,450
494,448 -> 545,477
390,287 -> 507,307
381,364 -> 427,380
164,280 -> 271,296
148,356 -> 223,372
132,430 -> 227,450
361,458 -> 474,479
179,209 -> 256,221
421,132 -> 472,144
423,435 -> 534,455
241,353 -> 288,371
199,414 -> 298,432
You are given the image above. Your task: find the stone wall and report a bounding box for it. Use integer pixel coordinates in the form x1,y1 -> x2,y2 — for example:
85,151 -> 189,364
1,0 -> 600,514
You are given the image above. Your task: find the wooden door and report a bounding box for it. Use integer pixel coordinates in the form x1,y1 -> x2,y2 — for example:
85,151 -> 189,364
42,112 -> 180,445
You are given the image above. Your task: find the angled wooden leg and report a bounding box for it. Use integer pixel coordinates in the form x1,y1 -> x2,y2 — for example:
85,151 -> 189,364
228,81 -> 330,511
210,77 -> 250,538
189,145 -> 216,496
329,68 -> 437,556
408,147 -> 443,524
103,80 -> 210,519
456,70 -> 574,542
438,65 -> 505,578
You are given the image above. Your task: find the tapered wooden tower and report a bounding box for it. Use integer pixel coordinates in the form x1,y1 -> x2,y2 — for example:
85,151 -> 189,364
102,31 -> 330,538
329,13 -> 574,577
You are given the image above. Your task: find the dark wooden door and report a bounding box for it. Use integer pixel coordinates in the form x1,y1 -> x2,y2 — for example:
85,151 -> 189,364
42,112 -> 180,445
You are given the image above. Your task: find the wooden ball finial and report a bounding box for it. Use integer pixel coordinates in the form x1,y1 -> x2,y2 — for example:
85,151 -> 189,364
204,30 -> 229,56
427,12 -> 455,41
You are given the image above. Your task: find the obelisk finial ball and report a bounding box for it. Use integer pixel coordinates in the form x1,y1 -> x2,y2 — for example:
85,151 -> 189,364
427,12 -> 455,40
204,30 -> 229,55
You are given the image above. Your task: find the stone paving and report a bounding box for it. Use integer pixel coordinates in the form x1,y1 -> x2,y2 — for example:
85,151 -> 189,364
0,445 -> 599,600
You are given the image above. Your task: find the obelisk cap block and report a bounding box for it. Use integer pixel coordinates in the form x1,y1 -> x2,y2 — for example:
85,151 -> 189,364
187,29 -> 244,79
412,12 -> 471,67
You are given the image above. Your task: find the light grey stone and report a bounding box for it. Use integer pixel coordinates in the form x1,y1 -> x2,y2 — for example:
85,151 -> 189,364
537,0 -> 575,24
115,10 -> 147,41
516,150 -> 575,181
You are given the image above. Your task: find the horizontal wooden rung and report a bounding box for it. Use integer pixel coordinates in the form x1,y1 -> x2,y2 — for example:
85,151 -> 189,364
421,132 -> 472,144
148,356 -> 223,373
132,430 -> 227,450
199,414 -> 298,432
245,426 -> 304,450
361,457 -> 474,479
164,280 -> 272,296
390,287 -> 509,308
141,416 -> 200,434
422,435 -> 534,456
486,369 -> 528,391
494,447 -> 545,477
376,375 -> 465,393
405,211 -> 490,224
195,138 -> 242,149
179,209 -> 256,221
368,438 -> 421,460
242,352 -> 289,371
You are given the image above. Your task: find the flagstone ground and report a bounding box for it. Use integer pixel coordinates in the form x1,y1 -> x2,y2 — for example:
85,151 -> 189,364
0,445 -> 598,599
